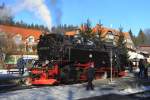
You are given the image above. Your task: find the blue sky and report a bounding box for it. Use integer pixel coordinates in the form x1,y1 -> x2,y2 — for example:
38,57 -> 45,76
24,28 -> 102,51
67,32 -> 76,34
1,0 -> 150,35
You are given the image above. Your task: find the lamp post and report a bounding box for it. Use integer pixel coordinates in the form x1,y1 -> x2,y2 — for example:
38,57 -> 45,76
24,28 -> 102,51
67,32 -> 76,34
68,35 -> 71,62
110,49 -> 113,82
106,43 -> 115,84
69,47 -> 71,62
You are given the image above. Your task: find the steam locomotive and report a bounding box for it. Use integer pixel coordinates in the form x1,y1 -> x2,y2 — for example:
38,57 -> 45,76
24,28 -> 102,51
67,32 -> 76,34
27,33 -> 126,85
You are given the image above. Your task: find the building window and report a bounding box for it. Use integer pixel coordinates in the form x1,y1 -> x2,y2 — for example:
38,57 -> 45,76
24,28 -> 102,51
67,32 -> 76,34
28,47 -> 33,52
14,34 -> 22,44
107,31 -> 114,40
27,36 -> 34,44
105,31 -> 114,43
107,34 -> 114,40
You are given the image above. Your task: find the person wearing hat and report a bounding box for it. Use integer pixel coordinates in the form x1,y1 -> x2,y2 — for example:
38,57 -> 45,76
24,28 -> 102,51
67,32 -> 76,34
86,54 -> 95,90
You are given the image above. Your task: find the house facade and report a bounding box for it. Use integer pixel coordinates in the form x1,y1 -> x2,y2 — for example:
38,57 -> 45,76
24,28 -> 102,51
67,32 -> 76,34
65,24 -> 135,50
138,45 -> 150,62
0,25 -> 42,54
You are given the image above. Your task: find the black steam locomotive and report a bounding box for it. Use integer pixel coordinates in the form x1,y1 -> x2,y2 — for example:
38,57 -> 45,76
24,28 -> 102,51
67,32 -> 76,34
37,33 -> 114,67
30,32 -> 126,85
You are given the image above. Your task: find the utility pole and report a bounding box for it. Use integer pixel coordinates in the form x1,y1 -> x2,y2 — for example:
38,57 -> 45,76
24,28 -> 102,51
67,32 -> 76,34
110,49 -> 113,82
69,47 -> 70,62
68,35 -> 71,62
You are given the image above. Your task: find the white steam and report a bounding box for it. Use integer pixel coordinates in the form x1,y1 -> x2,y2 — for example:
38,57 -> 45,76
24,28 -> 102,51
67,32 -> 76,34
13,0 -> 52,30
0,5 -> 12,22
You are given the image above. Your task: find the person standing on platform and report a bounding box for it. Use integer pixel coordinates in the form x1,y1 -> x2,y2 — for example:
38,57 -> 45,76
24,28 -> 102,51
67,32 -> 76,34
129,61 -> 133,73
17,55 -> 26,76
86,54 -> 95,90
144,59 -> 149,79
138,59 -> 145,78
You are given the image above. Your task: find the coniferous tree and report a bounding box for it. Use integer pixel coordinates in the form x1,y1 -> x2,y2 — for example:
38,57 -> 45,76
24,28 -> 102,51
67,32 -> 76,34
129,29 -> 133,40
117,27 -> 129,69
0,34 -> 17,68
137,29 -> 147,45
79,20 -> 105,47
85,19 -> 93,38
93,23 -> 103,48
144,29 -> 150,44
128,29 -> 137,46
79,19 -> 93,44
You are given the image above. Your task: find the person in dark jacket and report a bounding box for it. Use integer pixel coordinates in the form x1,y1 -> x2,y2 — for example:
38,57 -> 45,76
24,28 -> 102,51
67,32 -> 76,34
138,59 -> 145,78
86,60 -> 95,90
129,61 -> 133,73
144,59 -> 149,79
17,56 -> 26,76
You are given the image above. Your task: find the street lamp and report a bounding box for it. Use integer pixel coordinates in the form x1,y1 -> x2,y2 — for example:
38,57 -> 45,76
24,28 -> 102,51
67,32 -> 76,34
110,48 -> 113,82
105,43 -> 115,84
69,47 -> 71,62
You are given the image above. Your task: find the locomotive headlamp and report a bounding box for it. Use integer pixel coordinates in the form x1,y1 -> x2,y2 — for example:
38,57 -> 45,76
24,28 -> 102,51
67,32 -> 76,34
89,54 -> 92,58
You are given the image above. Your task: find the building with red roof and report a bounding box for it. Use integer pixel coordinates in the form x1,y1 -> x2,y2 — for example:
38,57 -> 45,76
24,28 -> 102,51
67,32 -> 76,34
65,24 -> 135,49
0,25 -> 42,54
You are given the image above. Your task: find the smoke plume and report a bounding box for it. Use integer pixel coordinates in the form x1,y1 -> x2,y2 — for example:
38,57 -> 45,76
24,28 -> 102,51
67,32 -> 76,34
50,0 -> 62,25
1,0 -> 63,30
13,0 -> 52,30
0,4 -> 13,22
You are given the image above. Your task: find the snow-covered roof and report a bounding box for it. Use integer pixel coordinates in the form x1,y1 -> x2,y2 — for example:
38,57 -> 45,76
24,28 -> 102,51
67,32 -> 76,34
128,51 -> 144,59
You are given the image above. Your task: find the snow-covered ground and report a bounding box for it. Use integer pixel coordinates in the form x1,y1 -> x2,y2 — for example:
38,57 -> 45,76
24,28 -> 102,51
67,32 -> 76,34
0,71 -> 150,100
0,70 -> 8,74
0,82 -> 150,100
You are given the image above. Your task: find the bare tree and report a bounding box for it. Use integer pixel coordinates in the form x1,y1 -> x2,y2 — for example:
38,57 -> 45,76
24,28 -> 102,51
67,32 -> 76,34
0,33 -> 16,68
